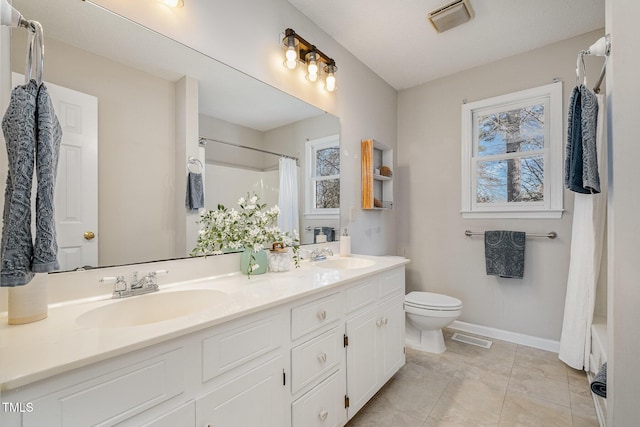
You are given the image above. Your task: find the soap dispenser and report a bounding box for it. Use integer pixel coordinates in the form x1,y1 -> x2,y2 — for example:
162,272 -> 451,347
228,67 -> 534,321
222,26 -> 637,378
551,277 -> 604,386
339,228 -> 351,257
316,229 -> 327,243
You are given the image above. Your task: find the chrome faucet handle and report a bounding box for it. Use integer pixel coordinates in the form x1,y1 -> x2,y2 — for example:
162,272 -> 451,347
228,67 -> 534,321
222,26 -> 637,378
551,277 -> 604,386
99,275 -> 128,298
130,271 -> 143,289
322,248 -> 333,256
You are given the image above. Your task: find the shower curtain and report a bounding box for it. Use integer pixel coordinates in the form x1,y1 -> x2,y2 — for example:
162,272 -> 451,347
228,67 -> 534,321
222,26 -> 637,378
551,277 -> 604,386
277,158 -> 299,237
559,94 -> 606,371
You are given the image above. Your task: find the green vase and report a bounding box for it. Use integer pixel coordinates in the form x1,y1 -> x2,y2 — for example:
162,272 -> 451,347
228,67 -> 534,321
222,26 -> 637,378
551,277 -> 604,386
240,249 -> 268,276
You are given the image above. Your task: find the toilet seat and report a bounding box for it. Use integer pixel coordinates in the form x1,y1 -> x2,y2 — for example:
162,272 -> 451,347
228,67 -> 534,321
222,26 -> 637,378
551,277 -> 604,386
405,291 -> 462,311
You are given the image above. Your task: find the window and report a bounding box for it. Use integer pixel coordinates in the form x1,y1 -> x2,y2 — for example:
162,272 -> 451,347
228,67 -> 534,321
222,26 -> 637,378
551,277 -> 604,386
461,82 -> 563,218
305,135 -> 340,217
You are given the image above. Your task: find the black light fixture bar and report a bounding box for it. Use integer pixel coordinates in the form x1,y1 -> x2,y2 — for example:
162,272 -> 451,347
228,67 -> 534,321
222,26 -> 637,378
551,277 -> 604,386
284,28 -> 335,68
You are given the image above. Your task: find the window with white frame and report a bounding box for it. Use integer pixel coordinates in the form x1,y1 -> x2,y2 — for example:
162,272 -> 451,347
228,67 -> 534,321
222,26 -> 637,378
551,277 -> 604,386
461,82 -> 563,219
305,135 -> 340,217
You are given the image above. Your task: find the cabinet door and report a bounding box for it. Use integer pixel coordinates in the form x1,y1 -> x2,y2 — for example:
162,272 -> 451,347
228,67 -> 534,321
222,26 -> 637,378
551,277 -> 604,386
141,401 -> 195,427
196,355 -> 286,427
345,306 -> 379,419
378,294 -> 406,384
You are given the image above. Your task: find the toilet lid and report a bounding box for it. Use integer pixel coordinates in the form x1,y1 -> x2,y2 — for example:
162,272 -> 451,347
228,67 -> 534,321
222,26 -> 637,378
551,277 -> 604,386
405,291 -> 462,309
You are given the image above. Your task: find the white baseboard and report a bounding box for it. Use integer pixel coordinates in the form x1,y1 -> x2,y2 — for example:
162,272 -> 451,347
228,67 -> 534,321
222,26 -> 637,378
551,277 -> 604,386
449,320 -> 560,353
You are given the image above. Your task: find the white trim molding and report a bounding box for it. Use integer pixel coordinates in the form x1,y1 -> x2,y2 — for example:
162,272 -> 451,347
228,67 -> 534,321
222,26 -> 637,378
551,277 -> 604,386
461,82 -> 564,219
449,320 -> 560,353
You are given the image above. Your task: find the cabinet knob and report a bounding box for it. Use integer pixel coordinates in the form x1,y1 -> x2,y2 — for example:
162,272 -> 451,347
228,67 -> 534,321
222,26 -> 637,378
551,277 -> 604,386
384,317 -> 389,325
376,318 -> 383,327
317,309 -> 327,320
318,352 -> 327,363
319,409 -> 329,421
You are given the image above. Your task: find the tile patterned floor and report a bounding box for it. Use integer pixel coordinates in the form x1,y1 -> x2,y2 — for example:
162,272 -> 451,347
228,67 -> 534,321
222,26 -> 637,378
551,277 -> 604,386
346,329 -> 599,427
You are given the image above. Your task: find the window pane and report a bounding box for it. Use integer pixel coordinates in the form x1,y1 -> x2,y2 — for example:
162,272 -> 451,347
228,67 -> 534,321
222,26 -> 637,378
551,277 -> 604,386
316,147 -> 340,176
476,155 -> 544,203
477,104 -> 544,157
316,179 -> 340,208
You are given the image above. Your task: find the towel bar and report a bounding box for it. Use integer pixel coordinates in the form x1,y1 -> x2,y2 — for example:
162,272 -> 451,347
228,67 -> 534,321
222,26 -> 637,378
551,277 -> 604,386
464,230 -> 557,239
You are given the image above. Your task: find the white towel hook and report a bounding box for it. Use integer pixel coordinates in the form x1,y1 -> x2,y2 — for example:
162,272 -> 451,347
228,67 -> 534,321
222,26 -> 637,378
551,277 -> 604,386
187,156 -> 203,173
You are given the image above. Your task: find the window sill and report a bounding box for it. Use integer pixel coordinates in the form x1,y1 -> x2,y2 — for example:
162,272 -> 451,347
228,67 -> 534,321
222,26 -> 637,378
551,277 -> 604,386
461,209 -> 564,219
303,213 -> 340,220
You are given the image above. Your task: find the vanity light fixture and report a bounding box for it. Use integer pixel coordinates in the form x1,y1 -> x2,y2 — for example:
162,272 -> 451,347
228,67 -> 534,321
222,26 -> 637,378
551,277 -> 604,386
163,0 -> 184,8
282,28 -> 338,92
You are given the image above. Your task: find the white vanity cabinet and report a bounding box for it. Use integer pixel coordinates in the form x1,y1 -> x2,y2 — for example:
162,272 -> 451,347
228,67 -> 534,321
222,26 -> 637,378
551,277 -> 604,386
344,268 -> 405,419
0,263 -> 407,427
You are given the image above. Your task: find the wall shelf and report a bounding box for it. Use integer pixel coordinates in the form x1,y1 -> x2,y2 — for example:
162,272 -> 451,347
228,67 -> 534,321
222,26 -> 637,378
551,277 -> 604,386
361,139 -> 393,210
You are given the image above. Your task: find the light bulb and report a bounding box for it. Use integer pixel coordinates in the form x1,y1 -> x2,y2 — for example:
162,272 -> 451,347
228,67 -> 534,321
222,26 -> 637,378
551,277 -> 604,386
307,60 -> 318,81
325,74 -> 336,92
324,63 -> 337,92
284,46 -> 297,69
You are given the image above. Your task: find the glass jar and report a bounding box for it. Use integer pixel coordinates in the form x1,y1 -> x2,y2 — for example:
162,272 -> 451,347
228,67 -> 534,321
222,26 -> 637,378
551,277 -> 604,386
268,242 -> 292,272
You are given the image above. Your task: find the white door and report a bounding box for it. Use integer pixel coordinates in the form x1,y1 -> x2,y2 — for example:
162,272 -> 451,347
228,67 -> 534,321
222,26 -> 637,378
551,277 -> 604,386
12,73 -> 98,271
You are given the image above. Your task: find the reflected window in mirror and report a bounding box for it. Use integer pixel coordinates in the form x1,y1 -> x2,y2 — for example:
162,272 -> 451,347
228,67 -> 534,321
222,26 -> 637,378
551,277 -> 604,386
305,135 -> 340,218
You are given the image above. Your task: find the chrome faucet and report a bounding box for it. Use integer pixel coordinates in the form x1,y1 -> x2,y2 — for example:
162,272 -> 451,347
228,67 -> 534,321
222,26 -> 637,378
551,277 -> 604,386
100,269 -> 168,299
310,247 -> 333,261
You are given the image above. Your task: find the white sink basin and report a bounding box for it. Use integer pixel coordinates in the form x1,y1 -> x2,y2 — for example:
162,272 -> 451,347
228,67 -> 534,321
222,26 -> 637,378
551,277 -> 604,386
76,289 -> 227,328
314,257 -> 376,270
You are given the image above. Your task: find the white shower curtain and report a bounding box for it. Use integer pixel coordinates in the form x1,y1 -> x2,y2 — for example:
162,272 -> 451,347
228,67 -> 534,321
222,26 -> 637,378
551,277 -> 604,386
277,158 -> 299,237
559,94 -> 607,371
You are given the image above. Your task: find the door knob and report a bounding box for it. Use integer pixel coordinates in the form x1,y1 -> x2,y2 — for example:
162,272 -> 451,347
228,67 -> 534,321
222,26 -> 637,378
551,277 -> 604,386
84,231 -> 95,240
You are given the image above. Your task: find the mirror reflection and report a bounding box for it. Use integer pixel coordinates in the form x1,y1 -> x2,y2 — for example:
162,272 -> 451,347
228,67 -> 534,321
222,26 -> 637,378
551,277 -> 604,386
9,0 -> 340,272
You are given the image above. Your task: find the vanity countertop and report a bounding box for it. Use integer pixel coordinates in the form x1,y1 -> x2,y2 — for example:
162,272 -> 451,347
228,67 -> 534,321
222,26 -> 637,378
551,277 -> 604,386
0,254 -> 409,391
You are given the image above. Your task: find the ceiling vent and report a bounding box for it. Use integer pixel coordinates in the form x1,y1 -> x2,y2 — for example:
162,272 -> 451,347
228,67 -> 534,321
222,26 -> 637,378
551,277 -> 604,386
427,0 -> 474,33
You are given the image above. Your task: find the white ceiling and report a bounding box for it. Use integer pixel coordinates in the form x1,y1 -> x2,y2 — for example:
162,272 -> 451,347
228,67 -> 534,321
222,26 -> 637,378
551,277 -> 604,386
288,0 -> 606,91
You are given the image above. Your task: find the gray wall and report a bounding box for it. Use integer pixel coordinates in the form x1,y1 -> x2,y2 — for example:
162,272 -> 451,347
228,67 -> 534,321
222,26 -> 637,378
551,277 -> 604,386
397,30 -> 605,342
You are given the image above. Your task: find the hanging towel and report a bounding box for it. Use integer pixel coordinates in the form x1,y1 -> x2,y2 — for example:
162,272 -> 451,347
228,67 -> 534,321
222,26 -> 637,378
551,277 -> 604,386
0,80 -> 62,286
185,172 -> 204,210
32,83 -> 62,273
484,230 -> 526,279
1,81 -> 38,286
565,84 -> 600,194
559,94 -> 606,371
590,362 -> 607,398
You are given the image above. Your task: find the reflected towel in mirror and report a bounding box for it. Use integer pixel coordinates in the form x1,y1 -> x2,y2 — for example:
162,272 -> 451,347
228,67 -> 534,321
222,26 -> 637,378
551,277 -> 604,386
185,172 -> 204,210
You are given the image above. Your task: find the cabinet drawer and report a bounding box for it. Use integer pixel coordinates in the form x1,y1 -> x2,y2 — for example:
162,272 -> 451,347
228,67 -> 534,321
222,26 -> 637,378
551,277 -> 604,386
291,293 -> 341,340
202,312 -> 283,382
380,268 -> 405,300
23,348 -> 185,427
291,327 -> 342,394
345,279 -> 378,314
292,371 -> 345,427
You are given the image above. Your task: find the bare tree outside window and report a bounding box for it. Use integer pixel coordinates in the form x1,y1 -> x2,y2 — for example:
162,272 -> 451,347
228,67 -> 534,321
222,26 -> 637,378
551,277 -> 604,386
306,135 -> 340,215
315,147 -> 340,208
461,82 -> 563,219
476,104 -> 545,204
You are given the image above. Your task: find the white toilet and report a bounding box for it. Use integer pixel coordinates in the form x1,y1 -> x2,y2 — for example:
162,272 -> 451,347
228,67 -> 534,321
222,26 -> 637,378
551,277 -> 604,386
404,291 -> 463,354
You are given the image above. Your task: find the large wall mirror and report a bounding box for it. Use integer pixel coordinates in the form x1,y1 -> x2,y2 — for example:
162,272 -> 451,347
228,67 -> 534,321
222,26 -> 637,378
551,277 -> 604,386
9,0 -> 340,272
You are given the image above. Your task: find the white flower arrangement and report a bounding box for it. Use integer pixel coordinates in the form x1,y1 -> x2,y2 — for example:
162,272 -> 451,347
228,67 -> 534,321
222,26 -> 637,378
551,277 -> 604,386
191,192 -> 300,276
